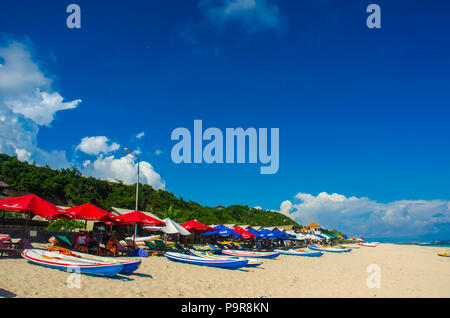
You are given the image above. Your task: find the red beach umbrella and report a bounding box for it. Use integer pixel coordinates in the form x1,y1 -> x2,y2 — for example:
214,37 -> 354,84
0,194 -> 65,219
233,226 -> 256,239
115,210 -> 165,226
65,203 -> 117,222
114,211 -> 165,248
0,194 -> 67,237
181,220 -> 215,234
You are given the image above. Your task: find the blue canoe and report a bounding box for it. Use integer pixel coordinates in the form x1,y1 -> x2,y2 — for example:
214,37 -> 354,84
22,249 -> 124,277
164,252 -> 248,269
120,260 -> 142,274
307,245 -> 351,253
274,249 -> 323,257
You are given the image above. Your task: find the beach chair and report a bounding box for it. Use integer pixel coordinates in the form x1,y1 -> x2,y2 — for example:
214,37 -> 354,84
144,241 -> 164,255
207,243 -> 219,250
175,243 -> 186,250
144,241 -> 161,250
207,243 -> 223,254
215,242 -> 227,249
154,240 -> 186,253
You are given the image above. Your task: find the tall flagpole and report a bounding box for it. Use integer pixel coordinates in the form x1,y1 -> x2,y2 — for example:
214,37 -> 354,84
124,148 -> 140,248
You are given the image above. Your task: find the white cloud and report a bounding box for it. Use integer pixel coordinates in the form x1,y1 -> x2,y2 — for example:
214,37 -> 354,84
0,41 -> 50,91
76,136 -> 120,155
0,40 -> 80,169
6,89 -> 80,126
154,149 -> 163,156
81,154 -> 166,190
279,200 -> 294,217
278,192 -> 450,239
253,206 -> 262,210
135,131 -> 145,139
15,148 -> 31,162
199,0 -> 282,33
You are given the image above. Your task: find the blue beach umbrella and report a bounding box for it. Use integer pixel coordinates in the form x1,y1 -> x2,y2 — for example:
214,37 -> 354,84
247,228 -> 262,238
202,224 -> 241,238
258,229 -> 275,239
272,229 -> 289,239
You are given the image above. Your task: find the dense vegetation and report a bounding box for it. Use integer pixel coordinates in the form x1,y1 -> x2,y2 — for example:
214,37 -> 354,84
46,219 -> 86,232
0,153 -> 300,228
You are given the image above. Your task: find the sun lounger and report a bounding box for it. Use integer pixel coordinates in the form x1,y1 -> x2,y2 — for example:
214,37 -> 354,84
208,243 -> 219,250
215,242 -> 227,249
144,241 -> 165,255
154,240 -> 186,253
174,243 -> 185,250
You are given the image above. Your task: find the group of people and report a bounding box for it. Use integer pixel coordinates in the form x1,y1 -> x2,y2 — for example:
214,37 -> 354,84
53,229 -> 122,256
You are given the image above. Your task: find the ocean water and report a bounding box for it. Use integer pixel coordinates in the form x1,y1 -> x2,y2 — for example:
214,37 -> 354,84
364,237 -> 450,247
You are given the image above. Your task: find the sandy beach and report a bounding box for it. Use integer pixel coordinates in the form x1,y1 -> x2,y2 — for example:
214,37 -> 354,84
0,244 -> 449,298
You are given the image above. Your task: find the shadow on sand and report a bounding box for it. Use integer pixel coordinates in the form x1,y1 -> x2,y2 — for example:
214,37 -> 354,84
0,288 -> 16,298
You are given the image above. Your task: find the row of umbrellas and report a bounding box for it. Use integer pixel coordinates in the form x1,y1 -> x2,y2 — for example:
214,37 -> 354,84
0,194 -> 224,236
0,194 -> 165,227
202,224 -> 295,240
0,194 -> 345,241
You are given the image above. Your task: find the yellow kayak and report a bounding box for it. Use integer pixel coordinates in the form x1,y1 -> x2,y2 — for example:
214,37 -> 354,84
437,253 -> 450,257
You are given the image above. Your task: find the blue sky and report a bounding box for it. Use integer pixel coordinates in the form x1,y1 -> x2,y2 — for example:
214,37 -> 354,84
0,0 -> 449,239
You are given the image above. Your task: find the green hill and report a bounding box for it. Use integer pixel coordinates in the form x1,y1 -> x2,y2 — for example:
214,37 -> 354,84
0,153 -> 300,228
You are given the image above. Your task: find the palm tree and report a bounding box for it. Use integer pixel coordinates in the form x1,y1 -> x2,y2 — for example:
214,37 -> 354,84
164,205 -> 178,220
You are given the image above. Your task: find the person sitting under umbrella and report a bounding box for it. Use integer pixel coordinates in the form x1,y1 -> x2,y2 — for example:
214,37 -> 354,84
104,231 -> 119,256
72,229 -> 89,253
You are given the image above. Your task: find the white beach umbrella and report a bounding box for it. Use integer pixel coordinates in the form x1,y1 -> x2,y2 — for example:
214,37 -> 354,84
143,217 -> 191,236
295,233 -> 308,240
